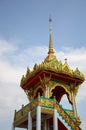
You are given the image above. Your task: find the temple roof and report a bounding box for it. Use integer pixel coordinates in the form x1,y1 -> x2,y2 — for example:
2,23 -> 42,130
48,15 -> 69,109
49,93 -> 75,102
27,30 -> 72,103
20,17 -> 85,93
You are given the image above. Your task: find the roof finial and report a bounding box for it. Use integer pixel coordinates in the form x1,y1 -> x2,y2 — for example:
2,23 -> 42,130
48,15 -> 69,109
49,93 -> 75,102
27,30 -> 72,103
48,16 -> 54,55
65,58 -> 67,63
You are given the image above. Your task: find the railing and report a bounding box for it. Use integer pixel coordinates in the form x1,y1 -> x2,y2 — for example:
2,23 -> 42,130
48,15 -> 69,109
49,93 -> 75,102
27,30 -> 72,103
56,101 -> 81,130
64,108 -> 74,119
14,96 -> 81,130
14,98 -> 37,121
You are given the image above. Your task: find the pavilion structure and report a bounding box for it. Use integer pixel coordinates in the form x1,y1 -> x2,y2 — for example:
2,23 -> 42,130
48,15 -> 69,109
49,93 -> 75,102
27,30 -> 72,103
12,17 -> 85,130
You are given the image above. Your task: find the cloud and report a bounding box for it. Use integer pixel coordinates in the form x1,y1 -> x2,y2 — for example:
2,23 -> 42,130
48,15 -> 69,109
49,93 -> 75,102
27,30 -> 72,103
0,83 -> 28,120
80,121 -> 86,130
13,45 -> 48,68
0,59 -> 24,83
0,39 -> 16,53
56,47 -> 86,71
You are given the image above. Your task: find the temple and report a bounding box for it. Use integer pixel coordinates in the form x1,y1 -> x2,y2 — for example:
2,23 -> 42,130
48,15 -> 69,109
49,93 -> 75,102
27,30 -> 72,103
12,17 -> 85,130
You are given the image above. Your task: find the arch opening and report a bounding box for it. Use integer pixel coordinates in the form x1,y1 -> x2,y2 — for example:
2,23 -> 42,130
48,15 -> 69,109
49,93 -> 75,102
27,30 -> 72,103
50,86 -> 71,104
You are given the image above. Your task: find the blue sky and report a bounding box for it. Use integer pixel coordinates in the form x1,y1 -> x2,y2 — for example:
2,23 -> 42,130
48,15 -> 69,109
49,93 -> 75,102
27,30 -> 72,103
0,0 -> 86,130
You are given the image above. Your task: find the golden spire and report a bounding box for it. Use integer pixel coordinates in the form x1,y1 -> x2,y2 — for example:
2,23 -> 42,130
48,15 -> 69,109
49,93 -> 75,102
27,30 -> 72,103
48,16 -> 54,55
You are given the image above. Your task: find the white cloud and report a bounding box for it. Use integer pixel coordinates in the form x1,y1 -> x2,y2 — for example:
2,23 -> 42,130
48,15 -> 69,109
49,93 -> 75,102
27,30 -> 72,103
57,47 -> 86,70
0,59 -> 24,83
12,45 -> 48,69
76,82 -> 86,102
80,121 -> 86,130
0,38 -> 17,54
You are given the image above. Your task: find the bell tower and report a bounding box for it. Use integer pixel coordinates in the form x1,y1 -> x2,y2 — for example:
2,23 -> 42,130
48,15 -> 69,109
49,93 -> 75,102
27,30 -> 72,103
12,18 -> 85,130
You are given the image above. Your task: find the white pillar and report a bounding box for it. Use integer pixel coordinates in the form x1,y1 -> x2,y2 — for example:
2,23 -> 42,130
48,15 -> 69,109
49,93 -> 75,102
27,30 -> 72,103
36,106 -> 41,130
53,109 -> 58,130
71,91 -> 77,118
28,111 -> 32,130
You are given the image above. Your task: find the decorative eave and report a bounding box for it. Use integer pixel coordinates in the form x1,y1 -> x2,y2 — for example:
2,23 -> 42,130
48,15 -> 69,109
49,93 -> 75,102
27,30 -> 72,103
20,56 -> 85,90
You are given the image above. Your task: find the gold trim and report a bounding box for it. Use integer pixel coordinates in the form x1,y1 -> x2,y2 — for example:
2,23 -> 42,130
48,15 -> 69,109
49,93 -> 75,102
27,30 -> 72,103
14,114 -> 28,127
41,107 -> 54,114
41,98 -> 53,107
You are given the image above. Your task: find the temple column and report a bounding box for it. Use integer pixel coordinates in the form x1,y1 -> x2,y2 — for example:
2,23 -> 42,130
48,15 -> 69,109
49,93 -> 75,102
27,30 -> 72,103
71,91 -> 78,118
53,109 -> 58,130
53,96 -> 58,130
28,111 -> 32,130
36,106 -> 41,130
36,93 -> 41,130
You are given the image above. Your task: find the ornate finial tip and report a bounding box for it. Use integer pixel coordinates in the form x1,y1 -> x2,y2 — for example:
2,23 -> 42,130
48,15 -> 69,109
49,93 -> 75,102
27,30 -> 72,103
65,58 -> 67,63
49,16 -> 52,22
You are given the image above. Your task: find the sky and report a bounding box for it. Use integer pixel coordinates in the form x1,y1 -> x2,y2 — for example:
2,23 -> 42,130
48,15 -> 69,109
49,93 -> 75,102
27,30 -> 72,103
0,0 -> 86,130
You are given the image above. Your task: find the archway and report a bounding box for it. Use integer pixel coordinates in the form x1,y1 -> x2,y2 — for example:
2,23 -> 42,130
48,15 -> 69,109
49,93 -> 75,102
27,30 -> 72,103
50,86 -> 71,104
